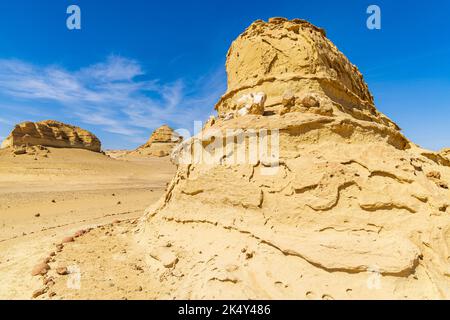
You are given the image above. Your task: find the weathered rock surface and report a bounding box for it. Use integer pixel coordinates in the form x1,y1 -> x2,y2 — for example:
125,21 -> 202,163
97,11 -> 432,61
131,125 -> 181,157
440,148 -> 450,161
1,120 -> 101,152
137,18 -> 450,299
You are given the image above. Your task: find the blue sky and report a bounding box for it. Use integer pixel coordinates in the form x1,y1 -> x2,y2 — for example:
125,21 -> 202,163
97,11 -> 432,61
0,0 -> 449,150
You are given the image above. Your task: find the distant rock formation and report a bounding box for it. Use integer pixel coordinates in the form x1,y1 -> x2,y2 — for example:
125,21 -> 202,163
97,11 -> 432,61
1,120 -> 101,152
137,18 -> 450,299
131,125 -> 181,157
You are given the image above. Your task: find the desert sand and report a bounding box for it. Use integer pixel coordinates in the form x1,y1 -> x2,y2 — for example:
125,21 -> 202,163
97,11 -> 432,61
1,17 -> 450,300
0,146 -> 175,299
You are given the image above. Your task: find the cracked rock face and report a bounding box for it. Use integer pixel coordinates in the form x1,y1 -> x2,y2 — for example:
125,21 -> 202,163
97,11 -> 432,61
137,18 -> 450,299
131,125 -> 182,157
1,120 -> 101,152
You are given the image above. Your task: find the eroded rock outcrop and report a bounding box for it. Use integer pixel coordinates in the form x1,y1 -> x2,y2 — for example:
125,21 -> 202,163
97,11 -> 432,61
131,125 -> 181,157
1,120 -> 101,152
137,18 -> 450,299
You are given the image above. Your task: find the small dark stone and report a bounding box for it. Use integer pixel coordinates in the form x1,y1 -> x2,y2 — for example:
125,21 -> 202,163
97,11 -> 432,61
56,266 -> 69,276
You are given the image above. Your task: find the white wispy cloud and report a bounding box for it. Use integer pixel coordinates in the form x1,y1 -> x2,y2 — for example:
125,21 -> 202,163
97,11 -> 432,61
0,56 -> 226,145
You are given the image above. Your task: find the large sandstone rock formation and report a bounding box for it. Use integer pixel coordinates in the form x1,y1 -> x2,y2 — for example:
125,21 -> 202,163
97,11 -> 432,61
1,120 -> 101,152
131,125 -> 181,157
137,18 -> 450,299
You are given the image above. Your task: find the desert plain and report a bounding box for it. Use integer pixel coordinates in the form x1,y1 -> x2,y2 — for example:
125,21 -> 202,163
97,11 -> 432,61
0,142 -> 176,299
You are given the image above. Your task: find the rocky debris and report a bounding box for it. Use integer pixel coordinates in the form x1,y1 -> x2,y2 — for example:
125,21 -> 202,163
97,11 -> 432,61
12,147 -> 27,155
31,263 -> 50,276
56,266 -> 69,276
280,91 -> 296,115
41,257 -> 51,264
61,237 -> 74,244
204,116 -> 216,129
74,230 -> 86,238
1,120 -> 101,152
150,247 -> 179,268
426,171 -> 441,180
130,125 -> 182,158
32,288 -> 47,299
43,277 -> 55,286
137,18 -> 450,299
245,251 -> 254,260
9,145 -> 51,159
221,92 -> 267,120
301,95 -> 320,109
236,92 -> 267,117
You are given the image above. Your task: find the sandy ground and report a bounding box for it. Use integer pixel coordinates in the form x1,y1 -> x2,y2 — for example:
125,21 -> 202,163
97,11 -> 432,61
0,147 -> 175,299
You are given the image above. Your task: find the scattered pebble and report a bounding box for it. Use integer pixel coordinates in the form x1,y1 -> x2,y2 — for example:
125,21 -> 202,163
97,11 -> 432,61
74,230 -> 86,237
32,288 -> 46,299
47,280 -> 55,287
13,149 -> 27,155
43,277 -> 54,286
31,262 -> 50,276
34,213 -> 40,218
61,236 -> 74,244
155,251 -> 178,269
56,266 -> 69,275
41,257 -> 51,264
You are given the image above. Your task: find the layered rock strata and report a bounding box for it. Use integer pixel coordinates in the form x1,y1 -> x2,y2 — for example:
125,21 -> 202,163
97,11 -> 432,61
136,18 -> 450,299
